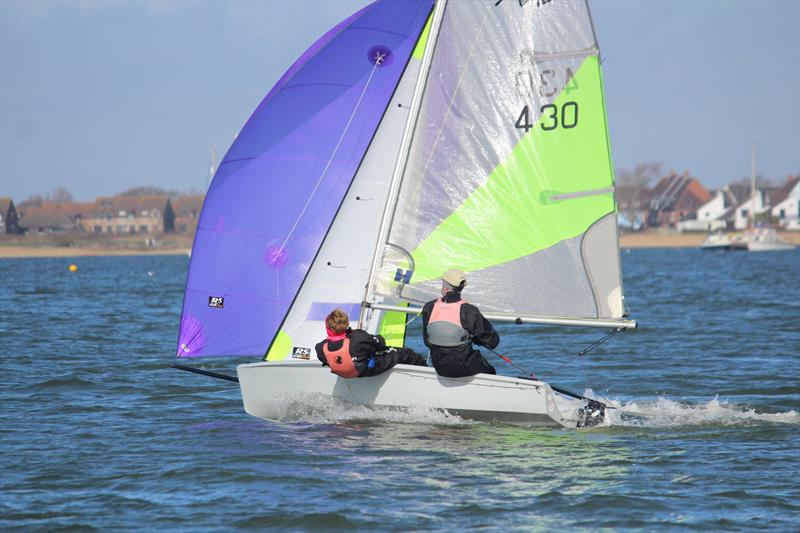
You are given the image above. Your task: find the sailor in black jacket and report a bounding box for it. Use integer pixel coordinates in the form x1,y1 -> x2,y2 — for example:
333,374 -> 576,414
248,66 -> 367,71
315,308 -> 426,378
422,269 -> 498,378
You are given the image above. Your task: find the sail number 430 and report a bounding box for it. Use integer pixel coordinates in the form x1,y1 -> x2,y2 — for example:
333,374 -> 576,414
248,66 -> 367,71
515,102 -> 578,132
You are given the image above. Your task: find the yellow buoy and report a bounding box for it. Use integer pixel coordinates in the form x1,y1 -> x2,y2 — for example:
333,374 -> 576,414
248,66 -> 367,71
68,264 -> 78,272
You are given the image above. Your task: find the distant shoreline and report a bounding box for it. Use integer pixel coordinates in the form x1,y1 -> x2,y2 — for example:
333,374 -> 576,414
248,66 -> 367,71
0,245 -> 191,259
1,231 -> 798,258
618,230 -> 800,248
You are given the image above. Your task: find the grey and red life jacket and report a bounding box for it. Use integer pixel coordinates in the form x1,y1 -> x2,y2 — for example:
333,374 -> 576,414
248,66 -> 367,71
321,338 -> 359,378
426,299 -> 471,347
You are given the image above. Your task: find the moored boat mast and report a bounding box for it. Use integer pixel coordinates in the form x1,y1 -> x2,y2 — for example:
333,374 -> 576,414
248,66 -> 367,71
750,142 -> 757,229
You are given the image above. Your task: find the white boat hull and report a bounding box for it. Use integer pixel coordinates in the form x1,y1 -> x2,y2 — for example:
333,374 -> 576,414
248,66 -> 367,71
731,228 -> 797,252
701,233 -> 733,250
700,242 -> 732,251
747,241 -> 796,252
236,361 -> 573,427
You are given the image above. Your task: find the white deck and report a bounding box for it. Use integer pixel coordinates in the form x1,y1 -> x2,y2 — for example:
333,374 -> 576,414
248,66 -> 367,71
237,361 -> 573,427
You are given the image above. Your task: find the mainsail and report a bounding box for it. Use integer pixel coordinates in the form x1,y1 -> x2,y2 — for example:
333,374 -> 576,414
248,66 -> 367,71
365,0 -> 630,327
177,1 -> 434,357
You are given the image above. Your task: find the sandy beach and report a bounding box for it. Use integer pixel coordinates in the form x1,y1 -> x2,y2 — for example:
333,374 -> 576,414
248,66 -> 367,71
618,231 -> 800,248
1,231 -> 798,258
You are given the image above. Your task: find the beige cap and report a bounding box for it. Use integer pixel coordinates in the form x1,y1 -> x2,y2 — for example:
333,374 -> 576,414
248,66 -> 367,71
442,269 -> 466,287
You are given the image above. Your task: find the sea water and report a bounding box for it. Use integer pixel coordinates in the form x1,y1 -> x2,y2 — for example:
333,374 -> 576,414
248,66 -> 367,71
1,248 -> 798,531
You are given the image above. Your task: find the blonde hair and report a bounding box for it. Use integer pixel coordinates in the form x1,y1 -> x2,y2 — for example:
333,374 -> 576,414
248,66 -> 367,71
325,308 -> 350,334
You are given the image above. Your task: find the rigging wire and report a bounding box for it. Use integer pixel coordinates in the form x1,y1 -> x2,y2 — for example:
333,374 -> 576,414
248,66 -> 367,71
486,347 -> 537,379
579,355 -> 617,409
277,52 -> 386,254
539,327 -> 622,381
404,311 -> 421,327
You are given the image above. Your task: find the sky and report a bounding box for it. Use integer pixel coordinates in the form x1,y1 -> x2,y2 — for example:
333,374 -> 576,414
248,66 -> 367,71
0,0 -> 798,202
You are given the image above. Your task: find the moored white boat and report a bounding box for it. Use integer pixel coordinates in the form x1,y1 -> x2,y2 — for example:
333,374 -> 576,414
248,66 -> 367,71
742,228 -> 796,252
731,227 -> 796,252
701,232 -> 733,251
729,146 -> 797,252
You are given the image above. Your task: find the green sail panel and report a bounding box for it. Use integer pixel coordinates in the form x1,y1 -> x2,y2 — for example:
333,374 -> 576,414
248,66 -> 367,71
377,304 -> 408,347
412,13 -> 433,60
410,56 -> 613,281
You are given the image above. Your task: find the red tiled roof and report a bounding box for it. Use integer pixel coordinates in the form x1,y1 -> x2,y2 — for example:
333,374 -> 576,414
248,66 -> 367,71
648,172 -> 708,211
94,195 -> 169,216
767,188 -> 787,206
727,184 -> 751,205
18,203 -> 87,229
21,202 -> 94,217
781,175 -> 800,194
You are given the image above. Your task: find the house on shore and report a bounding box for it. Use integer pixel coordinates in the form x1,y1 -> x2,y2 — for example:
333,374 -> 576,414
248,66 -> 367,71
732,177 -> 799,230
14,195 -> 179,236
769,176 -> 799,230
733,191 -> 769,230
646,172 -> 711,228
0,197 -> 22,235
18,202 -> 95,234
171,195 -> 204,234
79,196 -> 175,234
692,187 -> 742,231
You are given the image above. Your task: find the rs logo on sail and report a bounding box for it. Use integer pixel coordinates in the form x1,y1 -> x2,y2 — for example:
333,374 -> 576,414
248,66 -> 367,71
208,296 -> 224,309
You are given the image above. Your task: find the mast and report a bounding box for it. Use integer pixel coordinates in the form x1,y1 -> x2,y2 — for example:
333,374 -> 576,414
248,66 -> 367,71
207,143 -> 217,190
750,142 -> 756,228
359,0 -> 447,328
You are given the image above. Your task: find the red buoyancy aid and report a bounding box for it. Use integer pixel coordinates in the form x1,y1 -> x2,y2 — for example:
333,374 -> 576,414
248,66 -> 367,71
322,338 -> 359,378
427,299 -> 471,347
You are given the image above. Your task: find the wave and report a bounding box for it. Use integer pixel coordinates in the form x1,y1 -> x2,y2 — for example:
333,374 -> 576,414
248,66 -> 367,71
29,376 -> 97,390
240,391 -> 797,429
264,393 -> 471,426
604,395 -> 799,427
14,287 -> 58,295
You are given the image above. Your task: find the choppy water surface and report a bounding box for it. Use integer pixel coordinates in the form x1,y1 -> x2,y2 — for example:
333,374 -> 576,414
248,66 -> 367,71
1,249 -> 798,531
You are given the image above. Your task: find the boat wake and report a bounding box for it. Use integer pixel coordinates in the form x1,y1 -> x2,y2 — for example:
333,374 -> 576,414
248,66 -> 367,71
603,395 -> 799,428
255,392 -> 798,429
264,393 -> 471,426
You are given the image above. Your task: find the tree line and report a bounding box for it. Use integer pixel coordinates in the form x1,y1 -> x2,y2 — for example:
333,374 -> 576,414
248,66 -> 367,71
16,186 -> 204,209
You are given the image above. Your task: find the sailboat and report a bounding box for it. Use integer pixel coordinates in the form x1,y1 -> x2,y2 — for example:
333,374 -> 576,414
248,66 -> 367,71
731,144 -> 796,252
700,231 -> 734,251
174,0 -> 637,428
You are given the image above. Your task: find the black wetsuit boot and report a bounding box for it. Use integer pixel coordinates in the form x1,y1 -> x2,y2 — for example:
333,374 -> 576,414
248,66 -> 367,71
359,347 -> 427,377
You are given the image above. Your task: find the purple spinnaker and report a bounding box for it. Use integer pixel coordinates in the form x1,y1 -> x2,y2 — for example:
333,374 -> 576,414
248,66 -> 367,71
177,0 -> 433,357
